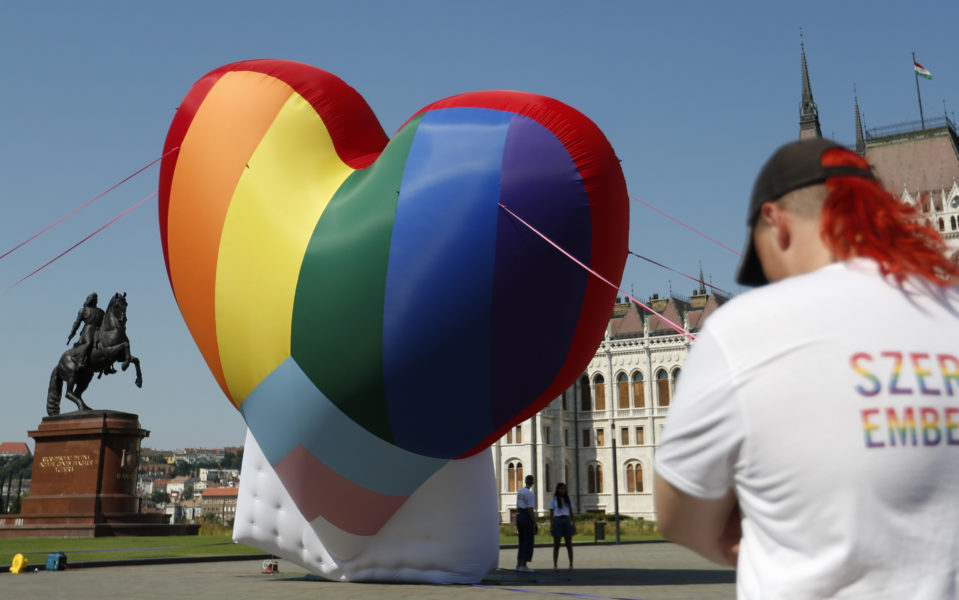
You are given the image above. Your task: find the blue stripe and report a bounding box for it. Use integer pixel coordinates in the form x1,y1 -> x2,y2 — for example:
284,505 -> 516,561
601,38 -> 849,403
239,357 -> 446,495
382,107 -> 512,458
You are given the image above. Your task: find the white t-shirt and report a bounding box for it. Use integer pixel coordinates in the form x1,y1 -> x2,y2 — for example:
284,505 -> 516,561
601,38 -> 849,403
656,259 -> 959,599
549,497 -> 573,517
516,487 -> 535,510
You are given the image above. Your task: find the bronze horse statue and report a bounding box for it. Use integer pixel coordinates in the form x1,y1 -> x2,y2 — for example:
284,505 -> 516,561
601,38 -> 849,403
47,292 -> 143,415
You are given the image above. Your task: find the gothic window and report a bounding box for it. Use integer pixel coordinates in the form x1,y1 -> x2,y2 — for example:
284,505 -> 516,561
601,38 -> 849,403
672,368 -> 682,394
952,215 -> 957,231
617,372 -> 629,409
593,374 -> 606,410
506,429 -> 512,444
544,426 -> 551,445
515,425 -> 522,444
620,427 -> 629,445
544,461 -> 552,492
632,371 -> 645,408
582,429 -> 591,447
636,426 -> 645,445
507,461 -> 524,492
587,463 -> 604,494
579,375 -> 591,411
625,461 -> 644,493
657,369 -> 670,407
941,217 -> 946,232
596,428 -> 605,446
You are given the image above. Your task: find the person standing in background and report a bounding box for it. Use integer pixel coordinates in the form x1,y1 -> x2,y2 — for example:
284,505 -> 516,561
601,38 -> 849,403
515,475 -> 536,572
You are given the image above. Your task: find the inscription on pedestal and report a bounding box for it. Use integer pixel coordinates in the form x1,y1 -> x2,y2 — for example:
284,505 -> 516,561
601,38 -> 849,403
38,454 -> 96,473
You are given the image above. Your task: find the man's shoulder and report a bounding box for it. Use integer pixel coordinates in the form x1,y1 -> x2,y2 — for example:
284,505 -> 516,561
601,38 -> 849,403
708,261 -> 888,324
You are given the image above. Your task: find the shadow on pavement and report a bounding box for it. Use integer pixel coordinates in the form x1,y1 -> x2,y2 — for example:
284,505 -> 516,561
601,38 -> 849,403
482,567 -> 735,587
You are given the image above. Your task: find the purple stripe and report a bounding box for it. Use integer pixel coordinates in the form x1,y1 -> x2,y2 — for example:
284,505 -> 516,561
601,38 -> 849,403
490,115 -> 591,428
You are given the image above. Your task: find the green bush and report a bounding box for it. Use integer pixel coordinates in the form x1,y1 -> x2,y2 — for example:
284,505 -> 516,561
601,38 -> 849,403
500,514 -> 660,540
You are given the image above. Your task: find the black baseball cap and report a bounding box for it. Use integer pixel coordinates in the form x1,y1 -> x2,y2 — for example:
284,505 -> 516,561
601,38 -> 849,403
736,138 -> 875,286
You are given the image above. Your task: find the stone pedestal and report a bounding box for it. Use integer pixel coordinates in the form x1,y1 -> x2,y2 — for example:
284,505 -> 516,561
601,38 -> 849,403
0,410 -> 198,537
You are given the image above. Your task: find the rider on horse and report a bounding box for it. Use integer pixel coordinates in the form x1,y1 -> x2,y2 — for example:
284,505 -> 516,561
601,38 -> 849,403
67,292 -> 104,370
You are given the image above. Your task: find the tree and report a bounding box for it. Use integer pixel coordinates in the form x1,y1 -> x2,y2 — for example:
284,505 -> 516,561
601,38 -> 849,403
182,485 -> 194,500
221,450 -> 243,470
0,455 -> 32,482
173,460 -> 194,477
150,490 -> 171,505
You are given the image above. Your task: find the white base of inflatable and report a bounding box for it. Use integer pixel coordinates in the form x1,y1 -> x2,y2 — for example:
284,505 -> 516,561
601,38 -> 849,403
233,429 -> 500,583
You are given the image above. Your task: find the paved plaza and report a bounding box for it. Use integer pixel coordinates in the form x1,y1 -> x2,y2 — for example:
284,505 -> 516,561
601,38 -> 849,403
2,541 -> 735,599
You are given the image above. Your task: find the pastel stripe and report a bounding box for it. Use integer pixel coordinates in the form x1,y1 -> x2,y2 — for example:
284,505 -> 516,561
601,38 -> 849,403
382,108 -> 512,458
239,356 -> 446,496
489,114 -> 590,429
166,71 -> 294,405
274,444 -> 407,536
291,116 -> 423,443
217,91 -> 354,404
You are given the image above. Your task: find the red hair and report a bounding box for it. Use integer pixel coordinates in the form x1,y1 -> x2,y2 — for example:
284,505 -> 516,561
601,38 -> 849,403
819,147 -> 959,286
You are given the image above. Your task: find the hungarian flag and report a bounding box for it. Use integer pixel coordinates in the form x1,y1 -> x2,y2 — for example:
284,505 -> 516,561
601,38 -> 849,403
914,61 -> 933,80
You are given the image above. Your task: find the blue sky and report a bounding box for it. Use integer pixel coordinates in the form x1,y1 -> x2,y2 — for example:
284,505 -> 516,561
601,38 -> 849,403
1,1 -> 956,449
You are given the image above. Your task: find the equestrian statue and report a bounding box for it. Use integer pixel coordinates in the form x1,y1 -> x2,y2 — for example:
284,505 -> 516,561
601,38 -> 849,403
47,292 -> 143,416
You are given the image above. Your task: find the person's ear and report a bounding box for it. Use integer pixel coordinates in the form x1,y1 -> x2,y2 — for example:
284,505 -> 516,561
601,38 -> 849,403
760,202 -> 791,251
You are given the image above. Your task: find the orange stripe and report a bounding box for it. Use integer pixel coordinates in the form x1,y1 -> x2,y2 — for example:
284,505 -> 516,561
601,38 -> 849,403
166,72 -> 295,405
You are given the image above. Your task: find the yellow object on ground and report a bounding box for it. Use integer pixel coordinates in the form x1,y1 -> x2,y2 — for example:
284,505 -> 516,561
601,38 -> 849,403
9,552 -> 27,573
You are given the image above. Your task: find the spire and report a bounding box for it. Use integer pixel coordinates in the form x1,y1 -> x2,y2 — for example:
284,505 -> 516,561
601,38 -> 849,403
799,31 -> 822,140
698,262 -> 706,295
854,85 -> 865,154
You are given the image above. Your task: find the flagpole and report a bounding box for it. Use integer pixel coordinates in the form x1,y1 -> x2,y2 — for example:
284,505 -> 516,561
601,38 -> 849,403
914,52 -> 926,130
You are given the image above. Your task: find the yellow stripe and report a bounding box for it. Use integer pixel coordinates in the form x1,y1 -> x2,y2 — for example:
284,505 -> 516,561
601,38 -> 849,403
215,91 -> 355,403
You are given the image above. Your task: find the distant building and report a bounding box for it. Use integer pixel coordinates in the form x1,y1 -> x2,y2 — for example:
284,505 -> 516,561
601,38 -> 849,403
198,468 -> 239,484
0,442 -> 31,458
179,498 -> 203,523
152,478 -> 171,494
166,476 -> 195,499
201,487 -> 239,523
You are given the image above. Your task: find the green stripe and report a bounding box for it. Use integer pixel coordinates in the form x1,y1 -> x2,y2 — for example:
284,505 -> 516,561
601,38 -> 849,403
290,115 -> 423,444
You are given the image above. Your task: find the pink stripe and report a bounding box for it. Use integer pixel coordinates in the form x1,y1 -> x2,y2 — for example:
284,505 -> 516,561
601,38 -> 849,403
628,251 -> 732,296
629,194 -> 742,257
499,204 -> 694,342
273,445 -> 408,536
0,148 -> 177,262
0,193 -> 154,296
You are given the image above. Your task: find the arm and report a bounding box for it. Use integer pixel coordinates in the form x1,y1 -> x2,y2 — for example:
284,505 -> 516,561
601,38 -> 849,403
654,473 -> 740,567
68,310 -> 83,343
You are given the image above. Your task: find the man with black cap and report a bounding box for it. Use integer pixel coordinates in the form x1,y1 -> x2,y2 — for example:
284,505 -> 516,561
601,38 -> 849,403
654,138 -> 959,598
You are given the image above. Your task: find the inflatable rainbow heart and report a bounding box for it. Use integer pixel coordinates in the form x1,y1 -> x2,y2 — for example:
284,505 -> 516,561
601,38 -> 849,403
159,60 -> 627,575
